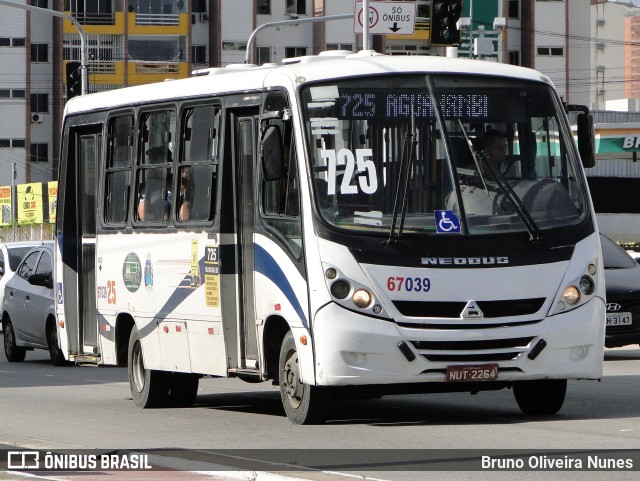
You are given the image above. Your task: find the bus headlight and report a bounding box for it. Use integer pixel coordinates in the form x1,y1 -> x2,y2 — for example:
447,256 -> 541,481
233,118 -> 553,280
352,289 -> 372,308
563,285 -> 580,305
330,280 -> 350,299
578,275 -> 594,295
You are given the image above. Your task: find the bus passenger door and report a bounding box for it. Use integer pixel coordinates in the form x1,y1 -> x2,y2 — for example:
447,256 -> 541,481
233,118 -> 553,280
59,126 -> 100,359
233,112 -> 260,367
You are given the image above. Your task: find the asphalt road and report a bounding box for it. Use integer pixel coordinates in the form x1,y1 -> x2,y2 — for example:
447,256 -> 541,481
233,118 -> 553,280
0,339 -> 639,481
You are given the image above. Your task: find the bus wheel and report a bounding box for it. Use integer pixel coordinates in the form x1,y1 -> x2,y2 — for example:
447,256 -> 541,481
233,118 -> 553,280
3,319 -> 26,362
167,373 -> 199,407
47,321 -> 66,366
279,331 -> 329,424
513,379 -> 567,415
128,327 -> 168,408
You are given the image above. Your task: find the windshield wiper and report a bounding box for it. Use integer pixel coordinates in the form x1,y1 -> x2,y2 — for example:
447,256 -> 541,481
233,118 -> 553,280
458,121 -> 542,242
485,157 -> 543,242
385,105 -> 417,245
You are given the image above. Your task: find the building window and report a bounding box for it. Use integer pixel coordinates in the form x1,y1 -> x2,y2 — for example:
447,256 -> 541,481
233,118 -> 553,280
285,47 -> 306,58
31,143 -> 49,163
509,50 -> 520,65
12,139 -> 25,148
257,0 -> 271,15
192,45 -> 206,64
0,140 -> 10,148
0,90 -> 10,98
326,43 -> 354,52
509,0 -> 519,18
13,89 -> 25,98
286,0 -> 305,15
416,1 -> 429,18
12,38 -> 26,47
0,38 -> 10,46
31,0 -> 48,7
222,41 -> 247,51
257,46 -> 271,64
31,43 -> 49,63
31,93 -> 48,113
192,0 -> 207,13
537,47 -> 564,56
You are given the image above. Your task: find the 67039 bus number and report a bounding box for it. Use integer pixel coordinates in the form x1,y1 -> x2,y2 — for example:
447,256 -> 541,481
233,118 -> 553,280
386,276 -> 431,292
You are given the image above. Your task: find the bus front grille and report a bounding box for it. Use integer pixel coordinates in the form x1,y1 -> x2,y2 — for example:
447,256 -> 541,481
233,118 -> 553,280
393,298 -> 545,319
410,337 -> 535,362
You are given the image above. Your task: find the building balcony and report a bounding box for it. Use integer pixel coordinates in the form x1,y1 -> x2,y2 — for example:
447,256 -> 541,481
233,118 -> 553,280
85,60 -> 190,87
128,13 -> 189,35
64,11 -> 125,34
63,12 -> 189,35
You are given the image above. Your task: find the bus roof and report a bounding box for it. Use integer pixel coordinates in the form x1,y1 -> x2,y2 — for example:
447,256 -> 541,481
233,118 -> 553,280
64,53 -> 552,116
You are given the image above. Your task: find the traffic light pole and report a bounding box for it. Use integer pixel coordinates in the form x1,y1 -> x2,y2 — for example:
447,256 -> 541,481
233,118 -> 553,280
0,0 -> 88,95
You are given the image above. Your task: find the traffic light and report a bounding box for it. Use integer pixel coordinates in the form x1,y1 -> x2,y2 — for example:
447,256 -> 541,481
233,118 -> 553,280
65,61 -> 82,99
430,0 -> 463,46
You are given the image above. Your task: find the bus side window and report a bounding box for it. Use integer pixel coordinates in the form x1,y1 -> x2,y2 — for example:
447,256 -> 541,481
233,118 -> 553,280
260,93 -> 302,257
178,104 -> 220,223
136,110 -> 175,223
104,115 -> 133,224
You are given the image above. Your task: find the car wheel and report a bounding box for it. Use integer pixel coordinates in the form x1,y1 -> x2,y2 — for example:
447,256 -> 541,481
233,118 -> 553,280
127,327 -> 169,408
47,320 -> 66,366
513,379 -> 567,415
3,319 -> 26,362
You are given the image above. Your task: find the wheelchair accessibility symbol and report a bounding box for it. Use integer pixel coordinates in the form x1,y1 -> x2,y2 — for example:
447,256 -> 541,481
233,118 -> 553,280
435,210 -> 461,234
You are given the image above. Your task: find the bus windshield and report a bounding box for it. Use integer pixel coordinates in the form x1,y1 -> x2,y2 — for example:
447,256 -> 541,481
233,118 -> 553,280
302,74 -> 587,237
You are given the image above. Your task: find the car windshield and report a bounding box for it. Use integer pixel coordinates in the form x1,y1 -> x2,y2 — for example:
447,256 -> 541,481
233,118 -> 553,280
7,246 -> 35,272
601,235 -> 637,269
302,74 -> 587,237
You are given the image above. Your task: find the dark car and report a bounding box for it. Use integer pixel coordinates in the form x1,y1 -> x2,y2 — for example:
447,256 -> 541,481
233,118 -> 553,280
1,242 -> 64,364
601,234 -> 640,348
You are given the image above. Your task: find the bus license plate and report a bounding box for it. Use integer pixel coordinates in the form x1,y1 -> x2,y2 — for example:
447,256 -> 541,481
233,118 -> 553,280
446,364 -> 499,382
606,312 -> 632,326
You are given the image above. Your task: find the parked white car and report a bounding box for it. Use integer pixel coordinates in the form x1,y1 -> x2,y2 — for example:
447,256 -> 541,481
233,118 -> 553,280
2,242 -> 64,365
0,241 -> 42,331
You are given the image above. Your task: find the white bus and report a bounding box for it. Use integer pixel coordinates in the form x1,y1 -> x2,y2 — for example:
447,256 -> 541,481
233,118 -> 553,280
55,52 -> 604,424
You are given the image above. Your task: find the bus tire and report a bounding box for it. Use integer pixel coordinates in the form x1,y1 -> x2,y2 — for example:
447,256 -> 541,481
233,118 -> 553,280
167,373 -> 199,407
279,331 -> 329,424
128,327 -> 169,408
3,319 -> 26,362
513,379 -> 567,415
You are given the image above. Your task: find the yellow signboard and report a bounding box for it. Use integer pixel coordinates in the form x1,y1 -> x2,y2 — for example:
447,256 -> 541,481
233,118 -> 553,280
48,181 -> 58,223
17,183 -> 44,225
0,186 -> 11,226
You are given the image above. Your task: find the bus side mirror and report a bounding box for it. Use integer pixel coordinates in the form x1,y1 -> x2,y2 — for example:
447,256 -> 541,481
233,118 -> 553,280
577,113 -> 595,168
261,125 -> 284,181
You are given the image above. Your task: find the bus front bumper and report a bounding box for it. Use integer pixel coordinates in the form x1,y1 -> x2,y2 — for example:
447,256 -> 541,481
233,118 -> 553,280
311,299 -> 605,386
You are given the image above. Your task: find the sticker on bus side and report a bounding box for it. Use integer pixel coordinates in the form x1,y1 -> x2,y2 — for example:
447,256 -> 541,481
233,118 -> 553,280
204,245 -> 220,308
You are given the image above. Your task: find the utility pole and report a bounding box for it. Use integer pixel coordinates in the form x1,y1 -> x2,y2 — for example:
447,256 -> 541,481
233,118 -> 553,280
11,162 -> 16,241
0,0 -> 88,94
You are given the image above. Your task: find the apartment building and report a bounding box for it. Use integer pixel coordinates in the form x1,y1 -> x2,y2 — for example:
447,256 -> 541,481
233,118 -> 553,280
3,0 -> 640,187
0,0 -> 57,187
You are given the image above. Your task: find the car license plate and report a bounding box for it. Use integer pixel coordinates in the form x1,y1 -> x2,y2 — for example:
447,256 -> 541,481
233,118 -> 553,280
446,364 -> 498,382
606,312 -> 632,326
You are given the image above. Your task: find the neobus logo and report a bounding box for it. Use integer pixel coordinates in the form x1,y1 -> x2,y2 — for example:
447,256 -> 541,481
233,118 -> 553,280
421,257 -> 510,266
